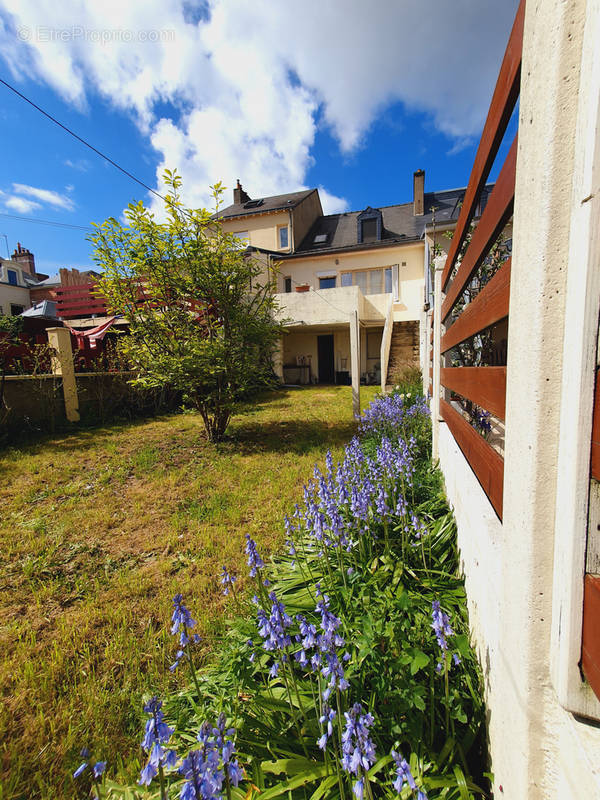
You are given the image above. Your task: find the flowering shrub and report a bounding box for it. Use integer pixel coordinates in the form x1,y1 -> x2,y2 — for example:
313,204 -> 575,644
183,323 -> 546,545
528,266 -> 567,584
78,392 -> 486,799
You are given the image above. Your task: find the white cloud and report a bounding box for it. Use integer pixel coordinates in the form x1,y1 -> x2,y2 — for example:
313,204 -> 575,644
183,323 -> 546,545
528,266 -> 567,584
0,0 -> 518,210
318,187 -> 349,215
65,158 -> 91,172
12,183 -> 74,210
4,195 -> 42,213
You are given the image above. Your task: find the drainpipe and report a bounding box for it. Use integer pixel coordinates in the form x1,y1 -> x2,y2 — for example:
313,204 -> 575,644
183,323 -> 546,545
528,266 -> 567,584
288,208 -> 294,253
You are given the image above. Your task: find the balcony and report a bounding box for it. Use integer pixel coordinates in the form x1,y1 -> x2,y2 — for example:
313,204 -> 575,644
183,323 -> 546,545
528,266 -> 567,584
274,285 -> 390,328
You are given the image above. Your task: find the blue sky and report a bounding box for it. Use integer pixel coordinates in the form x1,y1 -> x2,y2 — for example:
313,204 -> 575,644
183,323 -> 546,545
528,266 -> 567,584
0,0 -> 519,277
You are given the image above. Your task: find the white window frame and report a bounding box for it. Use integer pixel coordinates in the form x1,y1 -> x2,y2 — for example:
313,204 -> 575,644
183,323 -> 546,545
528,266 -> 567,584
278,225 -> 289,249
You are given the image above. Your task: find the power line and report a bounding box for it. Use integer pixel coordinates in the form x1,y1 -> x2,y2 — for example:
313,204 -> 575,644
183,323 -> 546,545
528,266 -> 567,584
0,76 -> 168,204
0,211 -> 93,232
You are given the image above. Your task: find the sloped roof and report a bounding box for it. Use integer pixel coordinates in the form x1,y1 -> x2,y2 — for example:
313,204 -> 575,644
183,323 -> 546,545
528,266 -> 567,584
281,185 -> 494,258
21,300 -> 59,319
216,188 -> 317,220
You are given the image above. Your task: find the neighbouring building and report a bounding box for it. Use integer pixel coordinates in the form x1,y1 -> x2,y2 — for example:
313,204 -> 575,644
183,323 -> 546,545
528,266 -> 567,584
217,176 -> 489,411
0,243 -> 49,317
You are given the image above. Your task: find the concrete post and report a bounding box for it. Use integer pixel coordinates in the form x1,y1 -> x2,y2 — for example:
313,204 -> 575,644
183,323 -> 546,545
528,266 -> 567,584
431,258 -> 444,459
350,310 -> 360,417
47,327 -> 80,422
273,337 -> 284,383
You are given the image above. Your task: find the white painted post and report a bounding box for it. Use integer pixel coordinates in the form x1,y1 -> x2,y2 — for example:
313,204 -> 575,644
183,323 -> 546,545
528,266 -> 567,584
350,310 -> 360,417
47,327 -> 80,422
273,336 -> 284,383
431,258 -> 444,459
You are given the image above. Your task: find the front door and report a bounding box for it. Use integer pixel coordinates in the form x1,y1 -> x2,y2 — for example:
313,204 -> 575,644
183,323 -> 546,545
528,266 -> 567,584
317,335 -> 335,384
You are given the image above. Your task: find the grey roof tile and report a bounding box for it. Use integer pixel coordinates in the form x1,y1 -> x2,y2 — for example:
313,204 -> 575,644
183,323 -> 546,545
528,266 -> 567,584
216,188 -> 317,220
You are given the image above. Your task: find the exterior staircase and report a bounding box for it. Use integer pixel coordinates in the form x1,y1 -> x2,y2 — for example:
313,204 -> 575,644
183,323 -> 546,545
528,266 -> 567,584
385,321 -> 420,386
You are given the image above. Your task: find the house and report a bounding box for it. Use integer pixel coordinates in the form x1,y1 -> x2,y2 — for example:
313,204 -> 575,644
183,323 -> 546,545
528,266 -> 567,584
217,176 -> 485,411
0,243 -> 49,317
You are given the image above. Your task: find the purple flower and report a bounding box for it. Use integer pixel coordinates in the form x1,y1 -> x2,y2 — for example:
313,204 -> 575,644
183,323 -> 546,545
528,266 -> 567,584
340,704 -> 376,798
431,600 -> 455,671
220,566 -> 236,596
139,697 -> 177,786
391,750 -> 423,795
317,705 -> 337,751
73,748 -> 106,783
170,595 -> 200,671
245,534 -> 265,577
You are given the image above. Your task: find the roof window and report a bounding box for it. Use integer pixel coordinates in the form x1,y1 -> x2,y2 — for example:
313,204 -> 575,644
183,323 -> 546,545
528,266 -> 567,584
356,207 -> 383,244
313,233 -> 328,244
243,199 -> 264,209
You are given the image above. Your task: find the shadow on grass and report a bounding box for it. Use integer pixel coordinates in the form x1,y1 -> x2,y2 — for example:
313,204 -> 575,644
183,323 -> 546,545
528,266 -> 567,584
0,386 -> 359,465
222,418 -> 357,456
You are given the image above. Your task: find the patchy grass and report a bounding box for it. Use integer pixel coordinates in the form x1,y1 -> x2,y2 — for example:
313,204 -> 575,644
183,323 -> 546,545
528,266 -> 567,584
0,386 -> 377,800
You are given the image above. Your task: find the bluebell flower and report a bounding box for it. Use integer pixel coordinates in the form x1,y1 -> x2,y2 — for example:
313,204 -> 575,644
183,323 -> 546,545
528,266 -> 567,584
220,566 -> 236,596
340,704 -> 376,798
431,600 -> 456,671
170,595 -> 200,671
244,534 -> 264,577
317,705 -> 337,750
391,749 -> 428,798
139,697 -> 177,787
73,748 -> 105,782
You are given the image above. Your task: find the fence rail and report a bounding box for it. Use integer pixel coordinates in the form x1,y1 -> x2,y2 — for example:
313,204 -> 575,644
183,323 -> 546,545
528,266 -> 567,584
434,0 -> 524,522
55,283 -> 108,319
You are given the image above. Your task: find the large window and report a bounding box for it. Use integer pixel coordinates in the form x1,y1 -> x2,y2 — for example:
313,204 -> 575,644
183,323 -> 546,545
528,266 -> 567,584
232,231 -> 249,243
341,267 -> 392,295
10,304 -> 24,316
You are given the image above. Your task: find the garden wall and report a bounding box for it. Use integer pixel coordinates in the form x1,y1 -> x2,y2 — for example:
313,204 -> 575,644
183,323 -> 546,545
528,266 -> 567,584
0,371 -> 180,441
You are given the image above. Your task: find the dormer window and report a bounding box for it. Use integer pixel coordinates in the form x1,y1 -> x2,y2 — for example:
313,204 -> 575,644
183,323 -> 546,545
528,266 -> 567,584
357,207 -> 383,244
7,269 -> 18,286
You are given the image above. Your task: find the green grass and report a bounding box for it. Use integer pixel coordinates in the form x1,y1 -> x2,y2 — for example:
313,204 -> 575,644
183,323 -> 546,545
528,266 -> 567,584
0,385 -> 378,800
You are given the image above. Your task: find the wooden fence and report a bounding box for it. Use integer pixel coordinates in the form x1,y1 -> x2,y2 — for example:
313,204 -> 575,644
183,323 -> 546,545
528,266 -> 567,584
430,0 -> 600,706
433,0 -> 524,521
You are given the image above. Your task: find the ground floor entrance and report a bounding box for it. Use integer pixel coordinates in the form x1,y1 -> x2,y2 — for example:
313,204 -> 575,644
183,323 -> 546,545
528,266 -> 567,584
317,334 -> 335,383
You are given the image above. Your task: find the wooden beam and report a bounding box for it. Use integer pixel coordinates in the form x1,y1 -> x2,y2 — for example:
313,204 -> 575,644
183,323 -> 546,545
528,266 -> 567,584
442,258 -> 511,353
441,0 -> 524,290
440,398 -> 504,519
442,137 -> 517,322
582,574 -> 600,701
441,366 -> 507,420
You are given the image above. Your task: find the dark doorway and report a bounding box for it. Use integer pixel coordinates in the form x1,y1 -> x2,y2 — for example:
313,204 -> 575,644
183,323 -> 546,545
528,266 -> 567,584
317,335 -> 335,383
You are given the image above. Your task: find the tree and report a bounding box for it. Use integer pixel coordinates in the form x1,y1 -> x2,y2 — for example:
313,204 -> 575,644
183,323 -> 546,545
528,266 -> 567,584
91,171 -> 284,441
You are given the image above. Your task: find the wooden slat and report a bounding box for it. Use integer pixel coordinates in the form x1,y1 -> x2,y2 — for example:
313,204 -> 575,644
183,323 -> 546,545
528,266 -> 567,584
441,366 -> 507,420
592,369 -> 600,481
442,258 -> 511,352
442,136 -> 517,322
582,574 -> 600,700
441,0 -> 525,290
440,398 -> 504,518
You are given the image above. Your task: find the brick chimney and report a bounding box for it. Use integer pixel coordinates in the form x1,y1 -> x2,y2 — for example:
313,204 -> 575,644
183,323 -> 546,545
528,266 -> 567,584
233,179 -> 251,205
11,242 -> 35,276
413,169 -> 425,216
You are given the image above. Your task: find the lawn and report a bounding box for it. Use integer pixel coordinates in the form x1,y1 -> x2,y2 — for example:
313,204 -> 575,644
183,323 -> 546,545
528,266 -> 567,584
0,385 -> 378,800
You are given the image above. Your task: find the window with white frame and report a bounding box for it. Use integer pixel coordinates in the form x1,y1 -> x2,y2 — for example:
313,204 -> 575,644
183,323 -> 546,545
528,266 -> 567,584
340,267 -> 393,295
278,225 -> 289,249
